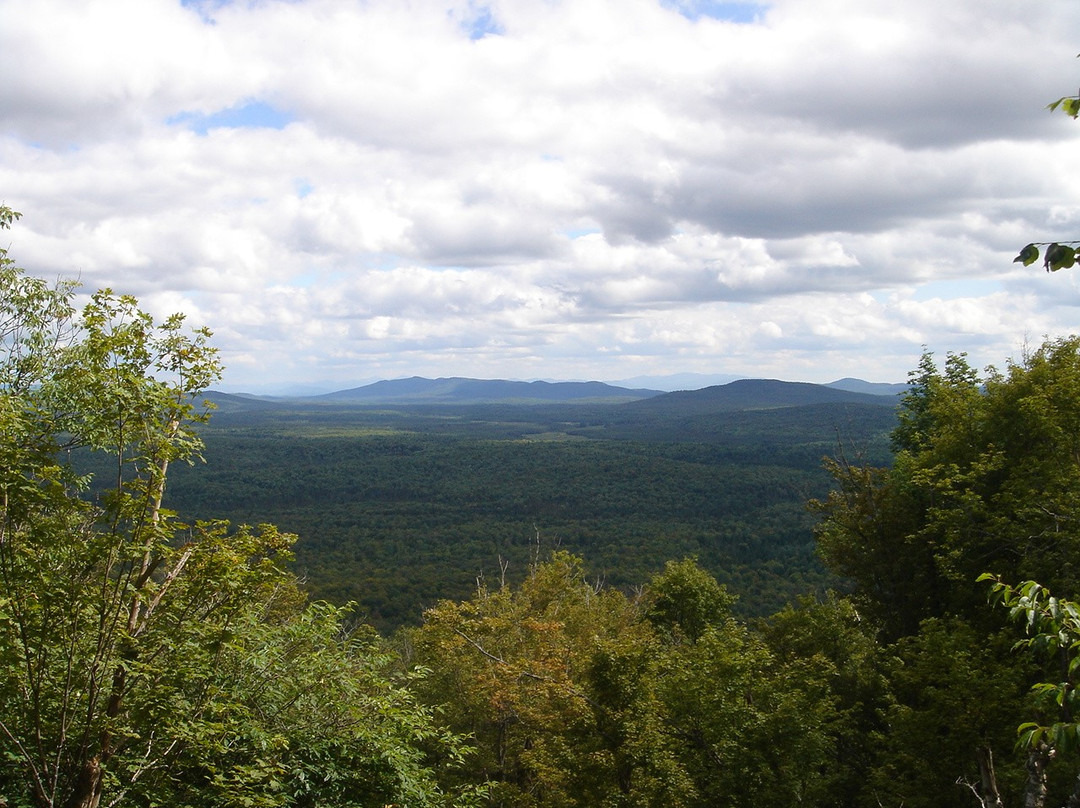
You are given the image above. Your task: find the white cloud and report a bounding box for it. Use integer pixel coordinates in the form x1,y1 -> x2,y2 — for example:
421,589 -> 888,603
2,0 -> 1080,391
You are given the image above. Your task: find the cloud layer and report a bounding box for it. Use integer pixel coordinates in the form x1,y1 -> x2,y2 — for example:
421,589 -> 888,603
2,0 -> 1080,391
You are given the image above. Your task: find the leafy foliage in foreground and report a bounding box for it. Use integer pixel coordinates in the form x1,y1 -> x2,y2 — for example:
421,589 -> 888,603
812,339 -> 1080,808
406,555 -> 847,808
1012,80 -> 1080,271
0,209 -> 475,808
1013,241 -> 1080,272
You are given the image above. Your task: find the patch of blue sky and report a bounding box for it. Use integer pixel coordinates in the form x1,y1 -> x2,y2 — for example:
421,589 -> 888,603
23,141 -> 80,153
458,5 -> 503,40
911,279 -> 1004,301
294,179 -> 314,199
168,101 -> 294,135
563,228 -> 601,239
180,0 -> 231,24
290,272 -> 322,289
661,0 -> 768,23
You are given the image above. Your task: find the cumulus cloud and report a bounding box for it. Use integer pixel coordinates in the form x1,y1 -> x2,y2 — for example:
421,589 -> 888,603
1,0 -> 1080,391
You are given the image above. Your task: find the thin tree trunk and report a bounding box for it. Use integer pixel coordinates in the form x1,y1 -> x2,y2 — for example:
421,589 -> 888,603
1022,743 -> 1053,808
976,745 -> 1005,808
62,434 -> 178,808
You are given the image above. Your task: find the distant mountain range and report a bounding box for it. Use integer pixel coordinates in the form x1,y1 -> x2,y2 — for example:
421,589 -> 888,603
207,375 -> 906,409
317,376 -> 662,404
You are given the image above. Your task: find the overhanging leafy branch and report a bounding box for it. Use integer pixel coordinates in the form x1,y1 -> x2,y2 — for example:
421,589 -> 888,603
1014,242 -> 1080,272
1013,79 -> 1080,272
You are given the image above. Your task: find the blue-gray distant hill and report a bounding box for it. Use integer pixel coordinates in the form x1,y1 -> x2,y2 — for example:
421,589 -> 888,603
826,377 -> 908,397
318,377 -> 664,405
624,378 -> 900,416
201,391 -> 282,413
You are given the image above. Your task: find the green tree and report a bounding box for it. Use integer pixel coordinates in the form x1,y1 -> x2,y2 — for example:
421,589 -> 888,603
865,619 -> 1030,808
0,207 -> 471,808
406,552 -> 689,808
813,339 -> 1080,807
160,597 -> 475,808
817,342 -> 1080,639
654,593 -> 837,808
642,557 -> 735,643
410,555 -> 847,808
982,577 -> 1080,808
761,593 -> 886,807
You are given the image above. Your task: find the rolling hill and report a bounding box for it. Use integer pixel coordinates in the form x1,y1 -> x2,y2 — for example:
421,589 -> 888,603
622,378 -> 900,416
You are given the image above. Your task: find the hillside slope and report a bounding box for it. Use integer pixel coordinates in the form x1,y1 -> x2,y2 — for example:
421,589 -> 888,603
622,378 -> 899,416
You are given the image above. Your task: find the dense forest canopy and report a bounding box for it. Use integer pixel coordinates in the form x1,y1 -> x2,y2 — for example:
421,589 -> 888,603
157,394 -> 896,631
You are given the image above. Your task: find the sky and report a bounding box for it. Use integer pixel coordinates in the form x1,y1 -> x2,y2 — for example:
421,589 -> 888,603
3,0 -> 1080,393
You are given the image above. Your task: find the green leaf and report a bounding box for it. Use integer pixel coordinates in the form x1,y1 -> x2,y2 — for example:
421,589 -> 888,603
1047,96 -> 1080,116
1044,243 -> 1076,272
1018,722 -> 1046,749
1014,243 -> 1040,266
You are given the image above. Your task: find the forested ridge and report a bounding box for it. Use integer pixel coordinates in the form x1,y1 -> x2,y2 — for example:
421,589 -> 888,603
7,203 -> 1080,807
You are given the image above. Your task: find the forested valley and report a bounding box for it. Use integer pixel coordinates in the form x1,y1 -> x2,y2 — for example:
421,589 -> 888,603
158,388 -> 897,632
7,207 -> 1080,808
